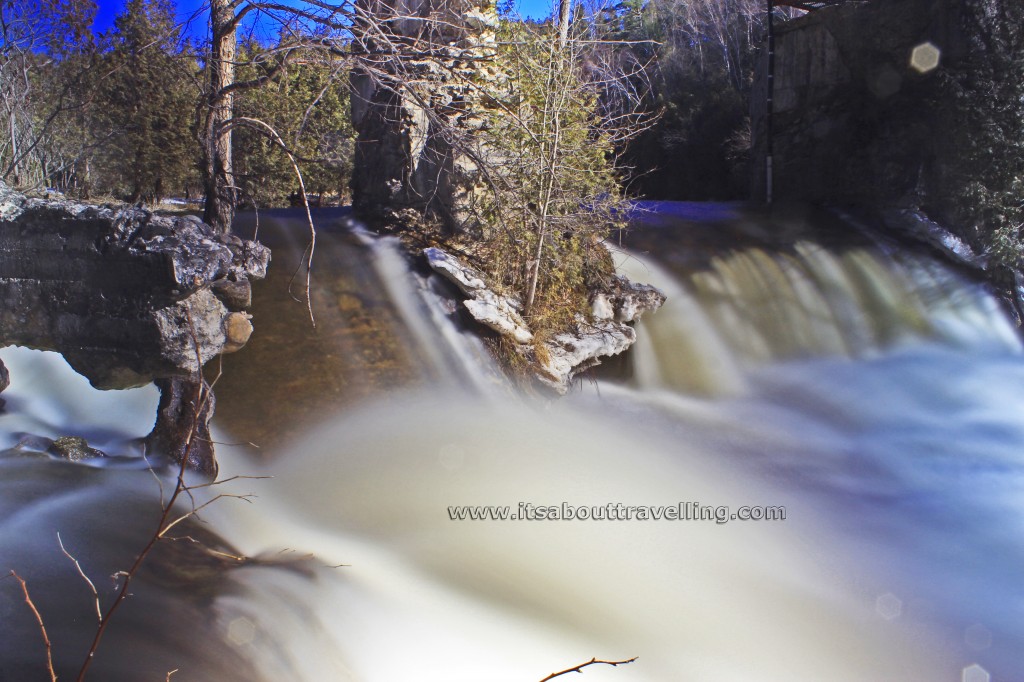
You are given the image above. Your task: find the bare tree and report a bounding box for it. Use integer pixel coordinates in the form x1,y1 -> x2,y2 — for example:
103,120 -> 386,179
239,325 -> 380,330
201,0 -> 239,230
0,0 -> 97,188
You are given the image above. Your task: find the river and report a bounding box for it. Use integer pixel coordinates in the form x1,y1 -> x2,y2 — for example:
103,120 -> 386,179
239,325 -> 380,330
0,204 -> 1020,681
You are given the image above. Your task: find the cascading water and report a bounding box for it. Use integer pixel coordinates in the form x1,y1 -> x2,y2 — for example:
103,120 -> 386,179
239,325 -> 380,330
1,204 -> 1021,681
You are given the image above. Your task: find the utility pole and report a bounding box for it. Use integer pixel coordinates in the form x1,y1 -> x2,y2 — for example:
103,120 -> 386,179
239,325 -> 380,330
765,0 -> 775,205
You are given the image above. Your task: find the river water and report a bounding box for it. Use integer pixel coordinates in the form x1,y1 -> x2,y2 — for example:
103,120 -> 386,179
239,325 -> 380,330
1,204 -> 1021,681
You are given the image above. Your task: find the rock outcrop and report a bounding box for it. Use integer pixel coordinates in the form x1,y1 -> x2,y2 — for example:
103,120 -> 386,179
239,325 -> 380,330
0,181 -> 269,388
0,181 -> 269,474
424,247 -> 665,392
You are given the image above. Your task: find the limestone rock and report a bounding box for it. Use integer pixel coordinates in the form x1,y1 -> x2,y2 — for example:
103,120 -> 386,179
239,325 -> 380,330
425,247 -> 533,343
424,247 -> 488,295
0,181 -> 268,389
423,246 -> 665,393
223,312 -> 254,353
212,278 -> 253,310
603,275 -> 668,323
464,292 -> 534,345
591,293 -> 615,321
537,318 -> 638,393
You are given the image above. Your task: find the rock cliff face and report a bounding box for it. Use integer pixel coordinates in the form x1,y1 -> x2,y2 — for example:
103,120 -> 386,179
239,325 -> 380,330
350,0 -> 500,233
751,0 -> 1024,248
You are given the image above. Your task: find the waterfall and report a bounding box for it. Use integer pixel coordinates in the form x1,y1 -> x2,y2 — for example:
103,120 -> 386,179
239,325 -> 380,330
2,205 -> 1022,681
614,238 -> 1019,396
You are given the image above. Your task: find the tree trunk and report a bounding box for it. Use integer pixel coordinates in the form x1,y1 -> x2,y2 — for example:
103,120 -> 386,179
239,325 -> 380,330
202,0 -> 236,232
558,0 -> 572,48
145,376 -> 218,477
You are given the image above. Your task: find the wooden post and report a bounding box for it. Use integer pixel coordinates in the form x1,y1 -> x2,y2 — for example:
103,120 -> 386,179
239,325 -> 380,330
765,0 -> 775,205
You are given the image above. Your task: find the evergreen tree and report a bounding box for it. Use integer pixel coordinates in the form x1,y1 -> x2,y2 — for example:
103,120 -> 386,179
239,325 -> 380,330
98,0 -> 197,202
233,38 -> 354,208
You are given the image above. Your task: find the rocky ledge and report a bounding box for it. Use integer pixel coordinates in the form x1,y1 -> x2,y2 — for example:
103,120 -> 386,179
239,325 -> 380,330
0,182 -> 268,388
424,247 -> 665,393
0,182 -> 269,475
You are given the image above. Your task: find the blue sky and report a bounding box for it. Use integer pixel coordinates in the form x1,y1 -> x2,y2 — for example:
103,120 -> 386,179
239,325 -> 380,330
92,0 -> 555,39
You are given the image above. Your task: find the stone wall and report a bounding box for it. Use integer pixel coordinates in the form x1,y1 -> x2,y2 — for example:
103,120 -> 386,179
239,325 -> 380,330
751,0 -> 1024,251
350,0 -> 500,233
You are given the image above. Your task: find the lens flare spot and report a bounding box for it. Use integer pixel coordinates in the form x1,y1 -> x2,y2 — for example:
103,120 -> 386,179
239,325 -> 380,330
911,42 -> 941,73
962,664 -> 990,682
874,592 -> 902,620
228,616 -> 256,646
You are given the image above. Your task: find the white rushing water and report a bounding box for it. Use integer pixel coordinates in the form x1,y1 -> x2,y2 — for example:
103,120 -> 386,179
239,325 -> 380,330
1,209 -> 1022,681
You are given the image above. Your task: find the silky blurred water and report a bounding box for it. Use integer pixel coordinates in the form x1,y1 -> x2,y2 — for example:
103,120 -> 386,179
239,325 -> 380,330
1,205 -> 1022,681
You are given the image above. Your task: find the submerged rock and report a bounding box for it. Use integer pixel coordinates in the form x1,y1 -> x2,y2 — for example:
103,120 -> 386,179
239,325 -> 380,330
424,246 -> 665,393
0,356 -> 8,393
47,435 -> 106,462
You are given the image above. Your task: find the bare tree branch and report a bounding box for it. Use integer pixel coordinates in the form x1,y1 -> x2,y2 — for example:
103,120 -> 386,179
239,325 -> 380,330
539,656 -> 638,681
6,571 -> 57,682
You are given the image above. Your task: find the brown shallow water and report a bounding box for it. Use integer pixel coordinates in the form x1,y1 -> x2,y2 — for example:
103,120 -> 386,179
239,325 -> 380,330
211,210 -> 426,454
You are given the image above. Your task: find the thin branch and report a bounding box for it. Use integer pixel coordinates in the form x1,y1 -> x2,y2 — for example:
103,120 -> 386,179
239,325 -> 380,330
159,492 -> 257,537
7,571 -> 57,682
57,532 -> 102,624
75,312 -> 212,682
230,115 -> 318,326
539,657 -> 638,682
